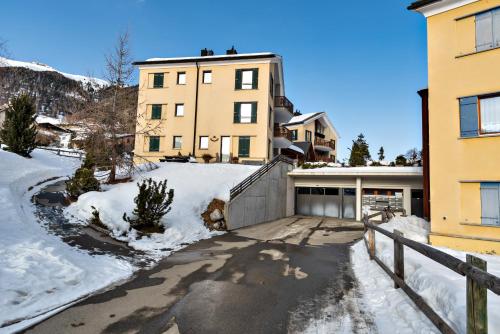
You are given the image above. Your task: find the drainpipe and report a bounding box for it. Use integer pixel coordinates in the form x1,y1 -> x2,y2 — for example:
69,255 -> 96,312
192,62 -> 200,157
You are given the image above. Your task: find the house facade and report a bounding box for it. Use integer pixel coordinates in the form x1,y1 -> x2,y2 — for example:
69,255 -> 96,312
132,49 -> 297,164
409,0 -> 500,253
283,112 -> 339,162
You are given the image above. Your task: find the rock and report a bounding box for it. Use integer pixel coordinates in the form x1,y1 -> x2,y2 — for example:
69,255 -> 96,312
210,209 -> 224,222
212,222 -> 221,229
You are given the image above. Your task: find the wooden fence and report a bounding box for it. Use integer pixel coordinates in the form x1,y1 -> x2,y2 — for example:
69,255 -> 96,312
363,211 -> 500,334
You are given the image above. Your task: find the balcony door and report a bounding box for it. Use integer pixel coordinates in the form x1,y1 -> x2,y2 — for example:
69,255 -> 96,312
221,136 -> 231,163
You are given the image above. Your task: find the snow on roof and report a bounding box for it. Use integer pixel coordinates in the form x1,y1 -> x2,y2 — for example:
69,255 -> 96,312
284,112 -> 340,139
36,115 -> 63,125
286,112 -> 321,124
144,52 -> 276,63
290,166 -> 423,177
0,57 -> 108,88
288,144 -> 304,154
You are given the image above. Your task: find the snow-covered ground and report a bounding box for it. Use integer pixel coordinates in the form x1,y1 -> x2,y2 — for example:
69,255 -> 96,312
352,216 -> 500,334
65,163 -> 259,258
0,149 -> 134,333
0,56 -> 108,89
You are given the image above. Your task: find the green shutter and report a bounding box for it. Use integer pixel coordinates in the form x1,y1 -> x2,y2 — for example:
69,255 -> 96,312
153,73 -> 164,88
149,136 -> 160,152
151,104 -> 162,119
238,136 -> 250,157
234,103 -> 241,123
252,68 -> 259,89
235,69 -> 242,89
251,102 -> 257,123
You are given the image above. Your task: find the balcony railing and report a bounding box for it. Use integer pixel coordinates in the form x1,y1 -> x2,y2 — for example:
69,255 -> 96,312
314,137 -> 335,150
274,96 -> 294,114
274,125 -> 292,141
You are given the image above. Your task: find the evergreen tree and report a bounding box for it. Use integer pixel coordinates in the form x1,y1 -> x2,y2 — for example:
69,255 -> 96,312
123,178 -> 174,233
378,146 -> 385,161
66,155 -> 100,198
0,94 -> 38,157
395,155 -> 407,166
348,133 -> 371,166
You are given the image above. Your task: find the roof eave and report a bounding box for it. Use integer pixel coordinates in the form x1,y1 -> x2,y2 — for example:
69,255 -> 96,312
132,53 -> 278,66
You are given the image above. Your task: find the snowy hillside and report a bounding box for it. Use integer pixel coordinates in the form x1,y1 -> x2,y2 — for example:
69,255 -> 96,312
0,57 -> 108,89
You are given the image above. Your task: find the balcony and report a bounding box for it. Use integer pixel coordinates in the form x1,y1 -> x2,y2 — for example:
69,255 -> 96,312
314,137 -> 335,151
273,125 -> 293,149
274,96 -> 294,114
274,96 -> 294,124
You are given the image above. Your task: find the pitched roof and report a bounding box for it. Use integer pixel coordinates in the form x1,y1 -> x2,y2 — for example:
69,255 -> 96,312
133,52 -> 278,66
283,112 -> 340,139
407,0 -> 441,10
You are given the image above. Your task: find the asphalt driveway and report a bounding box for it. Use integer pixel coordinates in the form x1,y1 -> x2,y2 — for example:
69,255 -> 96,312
24,216 -> 376,334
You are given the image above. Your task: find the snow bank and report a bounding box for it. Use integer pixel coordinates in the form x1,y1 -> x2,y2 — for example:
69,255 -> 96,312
352,216 -> 500,333
0,149 -> 133,332
65,163 -> 258,256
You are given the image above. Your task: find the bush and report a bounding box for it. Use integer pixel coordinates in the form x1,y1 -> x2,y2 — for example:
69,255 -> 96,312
66,157 -> 100,198
202,153 -> 213,163
89,206 -> 107,230
122,178 -> 174,233
395,155 -> 407,166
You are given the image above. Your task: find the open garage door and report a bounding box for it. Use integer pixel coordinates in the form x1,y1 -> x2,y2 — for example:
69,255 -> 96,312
296,187 -> 355,219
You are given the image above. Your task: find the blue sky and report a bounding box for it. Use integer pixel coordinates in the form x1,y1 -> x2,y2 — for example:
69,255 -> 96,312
0,0 -> 427,161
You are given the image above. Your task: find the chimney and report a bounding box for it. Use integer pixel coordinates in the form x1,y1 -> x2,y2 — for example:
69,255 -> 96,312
200,48 -> 214,57
226,46 -> 238,55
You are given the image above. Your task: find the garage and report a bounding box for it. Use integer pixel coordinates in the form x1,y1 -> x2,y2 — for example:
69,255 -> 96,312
295,187 -> 356,219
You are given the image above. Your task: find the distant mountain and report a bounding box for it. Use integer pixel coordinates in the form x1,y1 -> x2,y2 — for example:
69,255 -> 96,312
0,57 -> 109,118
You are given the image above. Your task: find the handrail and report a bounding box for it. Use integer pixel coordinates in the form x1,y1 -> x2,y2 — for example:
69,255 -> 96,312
273,125 -> 292,141
229,155 -> 293,200
274,96 -> 294,114
314,137 -> 335,150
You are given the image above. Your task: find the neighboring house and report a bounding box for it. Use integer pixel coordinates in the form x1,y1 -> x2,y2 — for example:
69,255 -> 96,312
409,0 -> 500,253
283,112 -> 339,162
132,48 -> 298,164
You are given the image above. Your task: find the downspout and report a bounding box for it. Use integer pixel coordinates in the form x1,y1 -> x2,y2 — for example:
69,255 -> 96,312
192,62 -> 200,157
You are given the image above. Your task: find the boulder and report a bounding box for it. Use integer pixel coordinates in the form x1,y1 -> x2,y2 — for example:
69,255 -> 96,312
210,209 -> 224,222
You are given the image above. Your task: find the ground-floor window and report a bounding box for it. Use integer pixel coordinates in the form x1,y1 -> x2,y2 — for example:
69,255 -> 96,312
149,136 -> 160,152
238,136 -> 250,157
481,182 -> 500,226
173,136 -> 182,149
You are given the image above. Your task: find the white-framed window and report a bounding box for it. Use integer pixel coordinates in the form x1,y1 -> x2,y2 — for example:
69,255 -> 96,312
177,72 -> 186,85
480,95 -> 500,133
175,103 -> 184,117
242,70 -> 253,89
476,8 -> 500,51
199,136 -> 209,149
173,136 -> 182,149
240,103 -> 252,123
203,71 -> 212,84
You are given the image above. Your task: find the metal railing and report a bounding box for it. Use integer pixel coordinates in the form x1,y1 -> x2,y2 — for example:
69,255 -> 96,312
363,211 -> 500,333
274,96 -> 294,114
314,137 -> 335,150
229,155 -> 293,200
273,125 -> 292,141
37,146 -> 85,159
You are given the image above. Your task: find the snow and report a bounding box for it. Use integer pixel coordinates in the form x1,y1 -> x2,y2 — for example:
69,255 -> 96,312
352,216 -> 500,333
145,52 -> 275,62
0,57 -> 108,89
288,144 -> 304,154
292,166 -> 422,175
35,114 -> 64,125
285,112 -> 321,124
65,163 -> 259,257
0,149 -> 134,332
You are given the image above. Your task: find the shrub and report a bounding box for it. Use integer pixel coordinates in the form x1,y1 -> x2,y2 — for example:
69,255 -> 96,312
89,206 -> 107,230
395,155 -> 407,166
122,178 -> 174,233
202,153 -> 213,163
66,157 -> 100,198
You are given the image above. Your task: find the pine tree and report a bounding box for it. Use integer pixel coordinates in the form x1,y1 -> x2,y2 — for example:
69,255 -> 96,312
123,178 -> 174,233
0,94 -> 38,157
378,146 -> 385,161
348,133 -> 371,166
66,155 -> 100,198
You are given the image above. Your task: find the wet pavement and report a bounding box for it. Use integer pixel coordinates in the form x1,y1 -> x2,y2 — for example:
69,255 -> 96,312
24,216 -> 376,334
32,179 -> 151,267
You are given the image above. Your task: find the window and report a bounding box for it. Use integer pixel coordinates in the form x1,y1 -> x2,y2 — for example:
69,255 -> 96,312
475,8 -> 500,52
481,183 -> 500,226
173,136 -> 182,149
332,140 -> 336,150
175,104 -> 184,117
203,71 -> 212,84
177,72 -> 186,85
270,74 -> 274,97
235,69 -> 258,90
459,94 -> 500,136
234,102 -> 257,123
149,136 -> 160,152
305,130 -> 312,142
153,73 -> 164,88
291,130 -> 298,141
238,136 -> 250,157
480,95 -> 500,133
268,107 -> 273,128
199,136 -> 209,149
151,104 -> 162,119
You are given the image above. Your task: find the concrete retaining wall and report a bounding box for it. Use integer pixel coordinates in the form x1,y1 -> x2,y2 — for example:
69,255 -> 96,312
225,161 -> 293,230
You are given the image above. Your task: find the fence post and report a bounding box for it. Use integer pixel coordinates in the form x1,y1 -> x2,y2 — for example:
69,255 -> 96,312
393,229 -> 404,289
368,228 -> 375,260
467,254 -> 487,334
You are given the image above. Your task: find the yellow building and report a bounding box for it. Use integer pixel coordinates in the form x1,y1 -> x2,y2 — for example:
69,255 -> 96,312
409,0 -> 500,253
283,112 -> 339,162
132,49 -> 300,164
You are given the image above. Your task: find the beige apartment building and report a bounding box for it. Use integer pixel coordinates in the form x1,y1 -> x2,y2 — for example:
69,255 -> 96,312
283,112 -> 338,162
132,49 -> 300,164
